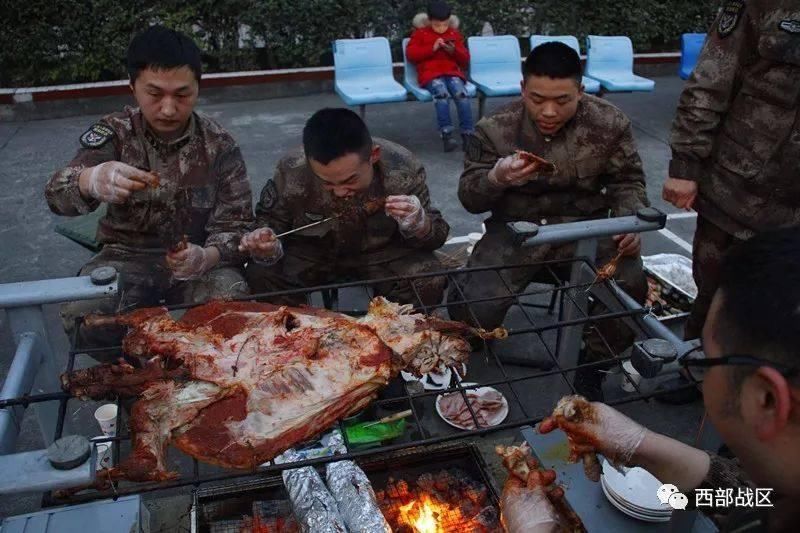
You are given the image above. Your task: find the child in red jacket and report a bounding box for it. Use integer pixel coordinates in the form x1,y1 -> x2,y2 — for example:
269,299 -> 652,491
407,1 -> 474,152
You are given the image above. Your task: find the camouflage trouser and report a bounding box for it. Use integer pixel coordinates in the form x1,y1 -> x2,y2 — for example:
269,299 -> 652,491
62,244 -> 249,362
245,248 -> 447,307
685,215 -> 745,340
447,225 -> 648,360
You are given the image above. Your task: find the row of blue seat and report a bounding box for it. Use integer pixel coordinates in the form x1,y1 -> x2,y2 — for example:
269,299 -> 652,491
334,34 -> 679,117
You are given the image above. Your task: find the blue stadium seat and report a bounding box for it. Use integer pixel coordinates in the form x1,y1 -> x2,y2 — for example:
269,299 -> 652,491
401,37 -> 476,102
529,35 -> 601,94
585,36 -> 655,92
333,37 -> 407,117
467,36 -> 523,117
679,33 -> 706,80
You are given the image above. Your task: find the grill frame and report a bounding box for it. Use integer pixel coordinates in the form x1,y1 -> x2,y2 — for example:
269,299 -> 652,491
1,256 -> 696,505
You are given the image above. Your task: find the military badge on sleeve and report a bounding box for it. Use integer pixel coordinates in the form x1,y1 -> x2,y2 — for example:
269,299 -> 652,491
79,123 -> 115,148
717,0 -> 745,38
779,19 -> 800,34
260,179 -> 278,210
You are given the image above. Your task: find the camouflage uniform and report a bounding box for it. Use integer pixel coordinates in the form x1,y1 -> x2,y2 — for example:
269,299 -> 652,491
669,0 -> 800,338
46,106 -> 254,359
448,96 -> 649,373
246,138 -> 449,307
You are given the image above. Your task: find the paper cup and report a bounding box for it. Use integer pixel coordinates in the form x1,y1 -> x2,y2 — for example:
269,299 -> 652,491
94,404 -> 118,436
621,361 -> 642,393
91,437 -> 114,470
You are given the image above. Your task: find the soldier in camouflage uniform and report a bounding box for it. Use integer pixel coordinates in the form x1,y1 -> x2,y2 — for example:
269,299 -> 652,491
663,0 -> 800,340
46,27 -> 253,360
242,108 -> 449,307
447,43 -> 650,400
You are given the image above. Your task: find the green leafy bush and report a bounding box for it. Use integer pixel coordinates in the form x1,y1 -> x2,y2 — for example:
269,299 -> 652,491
0,0 -> 720,87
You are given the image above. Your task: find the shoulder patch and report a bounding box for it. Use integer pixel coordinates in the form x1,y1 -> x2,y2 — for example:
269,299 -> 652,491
260,179 -> 278,210
779,19 -> 800,34
717,0 -> 745,38
464,134 -> 483,161
79,123 -> 115,149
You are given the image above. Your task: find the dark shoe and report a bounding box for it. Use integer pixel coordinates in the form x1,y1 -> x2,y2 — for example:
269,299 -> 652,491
442,131 -> 458,152
654,376 -> 702,405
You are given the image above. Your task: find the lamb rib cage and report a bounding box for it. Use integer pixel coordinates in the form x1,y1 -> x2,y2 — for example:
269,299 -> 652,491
0,259 -> 695,505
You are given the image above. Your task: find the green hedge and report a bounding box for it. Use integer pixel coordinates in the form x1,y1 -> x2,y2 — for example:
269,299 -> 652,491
0,0 -> 720,87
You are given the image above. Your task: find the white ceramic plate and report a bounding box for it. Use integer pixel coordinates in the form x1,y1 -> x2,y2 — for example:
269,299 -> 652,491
601,460 -> 672,513
435,383 -> 508,430
601,477 -> 672,522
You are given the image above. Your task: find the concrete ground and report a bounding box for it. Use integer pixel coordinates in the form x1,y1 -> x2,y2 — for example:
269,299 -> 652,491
0,76 -> 706,524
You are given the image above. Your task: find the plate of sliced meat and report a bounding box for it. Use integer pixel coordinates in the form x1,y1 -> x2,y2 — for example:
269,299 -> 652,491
435,383 -> 508,430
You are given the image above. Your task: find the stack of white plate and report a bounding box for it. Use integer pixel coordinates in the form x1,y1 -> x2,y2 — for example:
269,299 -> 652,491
601,460 -> 673,522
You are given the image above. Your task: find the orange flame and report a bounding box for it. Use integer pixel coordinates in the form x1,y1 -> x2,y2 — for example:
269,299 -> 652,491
396,493 -> 465,533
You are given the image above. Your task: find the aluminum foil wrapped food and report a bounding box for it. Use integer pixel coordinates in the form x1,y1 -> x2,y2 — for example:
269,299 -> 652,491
281,448 -> 347,533
326,460 -> 392,533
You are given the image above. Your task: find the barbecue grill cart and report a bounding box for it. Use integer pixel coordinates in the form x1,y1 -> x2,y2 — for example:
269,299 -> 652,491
0,209 -> 716,531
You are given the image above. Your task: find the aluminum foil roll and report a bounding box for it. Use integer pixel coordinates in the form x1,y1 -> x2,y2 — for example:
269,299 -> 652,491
282,449 -> 347,533
326,460 -> 392,533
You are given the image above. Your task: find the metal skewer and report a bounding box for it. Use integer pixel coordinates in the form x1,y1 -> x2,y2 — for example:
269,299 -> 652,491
275,216 -> 339,238
362,409 -> 414,427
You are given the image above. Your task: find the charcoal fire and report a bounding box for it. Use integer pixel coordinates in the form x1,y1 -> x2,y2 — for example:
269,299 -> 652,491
376,469 -> 501,533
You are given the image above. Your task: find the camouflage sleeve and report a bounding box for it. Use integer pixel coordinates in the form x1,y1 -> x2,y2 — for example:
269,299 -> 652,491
254,159 -> 294,235
458,127 -> 505,214
204,145 -> 255,264
668,0 -> 757,181
606,117 -> 650,216
45,139 -> 116,216
403,162 -> 449,250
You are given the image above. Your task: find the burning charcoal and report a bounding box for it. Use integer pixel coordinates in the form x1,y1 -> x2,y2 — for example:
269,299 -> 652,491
395,526 -> 415,533
459,499 -> 476,519
434,470 -> 451,491
416,472 -> 435,492
386,481 -> 400,500
466,484 -> 488,506
396,479 -> 411,499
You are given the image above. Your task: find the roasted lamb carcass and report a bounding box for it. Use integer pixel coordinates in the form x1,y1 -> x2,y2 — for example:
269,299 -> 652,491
63,298 -> 503,481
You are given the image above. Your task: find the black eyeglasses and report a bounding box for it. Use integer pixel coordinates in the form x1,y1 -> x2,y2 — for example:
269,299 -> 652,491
679,349 -> 800,384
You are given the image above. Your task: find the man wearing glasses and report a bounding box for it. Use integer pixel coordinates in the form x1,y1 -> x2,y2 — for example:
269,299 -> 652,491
532,228 -> 799,531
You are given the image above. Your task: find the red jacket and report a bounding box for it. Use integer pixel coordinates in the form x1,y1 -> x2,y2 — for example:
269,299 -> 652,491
406,24 -> 470,87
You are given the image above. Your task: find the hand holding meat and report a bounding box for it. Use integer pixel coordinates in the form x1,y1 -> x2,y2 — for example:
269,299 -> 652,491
662,177 -> 697,210
539,395 -> 648,481
497,444 -> 583,533
239,227 -> 283,264
612,233 -> 641,257
488,153 -> 542,188
78,161 -> 158,203
385,195 -> 429,237
166,243 -> 214,280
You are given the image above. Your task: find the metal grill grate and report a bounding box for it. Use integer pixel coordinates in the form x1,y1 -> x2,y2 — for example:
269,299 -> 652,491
0,257 -> 696,505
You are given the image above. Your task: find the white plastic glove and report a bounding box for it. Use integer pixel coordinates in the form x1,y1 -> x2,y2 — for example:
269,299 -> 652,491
79,161 -> 158,203
166,243 -> 212,280
539,395 -> 648,476
488,153 -> 540,188
501,485 -> 562,533
238,227 -> 284,265
385,195 -> 428,237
